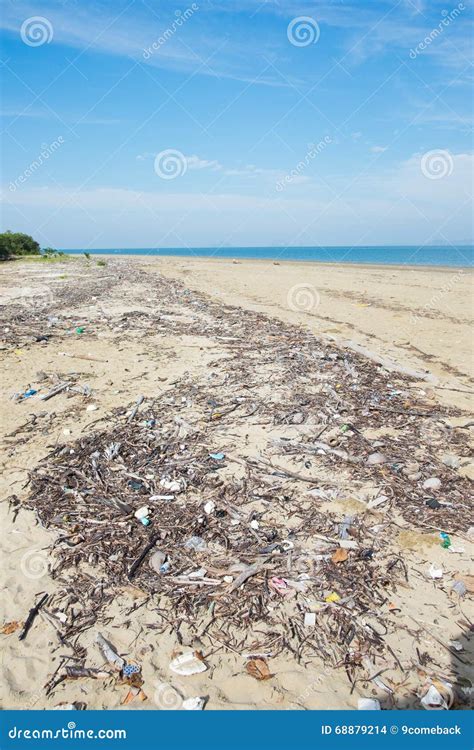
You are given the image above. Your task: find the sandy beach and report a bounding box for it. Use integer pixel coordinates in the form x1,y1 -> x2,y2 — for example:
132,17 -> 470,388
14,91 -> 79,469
0,255 -> 472,712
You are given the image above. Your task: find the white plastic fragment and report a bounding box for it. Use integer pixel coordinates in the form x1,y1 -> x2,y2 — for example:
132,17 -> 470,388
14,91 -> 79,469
96,633 -> 125,671
339,539 -> 358,550
367,495 -> 389,510
366,452 -> 387,465
134,506 -> 149,520
420,684 -> 451,710
203,501 -> 215,515
423,477 -> 441,491
52,704 -> 79,710
160,478 -> 182,493
304,612 -> 316,628
170,652 -> 208,676
86,404 -> 98,412
358,698 -> 381,710
250,519 -> 260,530
182,697 -> 205,710
428,563 -> 443,579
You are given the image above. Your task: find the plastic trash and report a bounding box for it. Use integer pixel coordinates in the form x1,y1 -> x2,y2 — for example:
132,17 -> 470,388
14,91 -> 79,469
440,532 -> 451,549
169,652 -> 207,676
428,563 -> 443,579
149,551 -> 166,573
209,452 -> 225,460
160,478 -> 182,493
250,519 -> 260,530
182,697 -> 205,710
366,452 -> 387,465
338,516 -> 353,539
451,580 -> 466,597
325,592 -> 340,603
420,682 -> 453,710
123,664 -> 141,678
134,506 -> 149,520
358,698 -> 381,710
96,633 -> 125,670
184,536 -> 207,552
423,477 -> 441,491
304,612 -> 316,628
204,501 -> 215,515
18,388 -> 37,400
75,326 -> 85,334
425,499 -> 442,509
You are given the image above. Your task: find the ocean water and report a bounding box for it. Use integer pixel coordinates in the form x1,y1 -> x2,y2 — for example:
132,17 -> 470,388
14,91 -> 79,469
64,245 -> 474,267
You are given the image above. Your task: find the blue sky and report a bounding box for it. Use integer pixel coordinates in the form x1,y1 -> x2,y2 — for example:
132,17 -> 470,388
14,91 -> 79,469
0,0 -> 472,249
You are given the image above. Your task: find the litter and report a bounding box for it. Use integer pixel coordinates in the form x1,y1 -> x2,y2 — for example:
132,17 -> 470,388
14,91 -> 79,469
209,452 -> 225,461
423,477 -> 441,491
420,682 -> 453,710
439,532 -> 451,549
428,563 -> 443,579
182,697 -> 205,710
96,633 -> 125,671
358,698 -> 381,710
304,612 -> 316,628
169,652 -> 207,676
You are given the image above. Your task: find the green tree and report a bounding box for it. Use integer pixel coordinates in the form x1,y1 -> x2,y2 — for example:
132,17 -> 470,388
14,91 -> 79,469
0,231 -> 41,256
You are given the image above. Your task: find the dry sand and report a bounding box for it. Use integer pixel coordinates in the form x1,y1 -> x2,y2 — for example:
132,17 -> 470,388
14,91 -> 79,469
0,255 -> 472,712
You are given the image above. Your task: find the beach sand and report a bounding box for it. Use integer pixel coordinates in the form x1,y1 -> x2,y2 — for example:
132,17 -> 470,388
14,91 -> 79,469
0,255 -> 472,711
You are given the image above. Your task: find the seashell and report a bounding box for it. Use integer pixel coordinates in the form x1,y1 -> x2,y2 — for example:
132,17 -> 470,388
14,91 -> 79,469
169,651 -> 208,676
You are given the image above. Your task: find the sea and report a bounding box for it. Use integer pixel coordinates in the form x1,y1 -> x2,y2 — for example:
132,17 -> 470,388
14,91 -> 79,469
63,245 -> 474,267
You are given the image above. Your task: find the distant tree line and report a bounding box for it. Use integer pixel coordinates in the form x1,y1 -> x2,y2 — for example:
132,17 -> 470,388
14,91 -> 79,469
0,231 -> 62,259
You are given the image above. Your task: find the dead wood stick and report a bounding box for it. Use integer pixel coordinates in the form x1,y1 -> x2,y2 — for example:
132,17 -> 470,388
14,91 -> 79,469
128,534 -> 159,579
19,593 -> 49,641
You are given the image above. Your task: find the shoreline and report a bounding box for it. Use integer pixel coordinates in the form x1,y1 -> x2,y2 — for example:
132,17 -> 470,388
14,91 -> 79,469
63,252 -> 474,272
